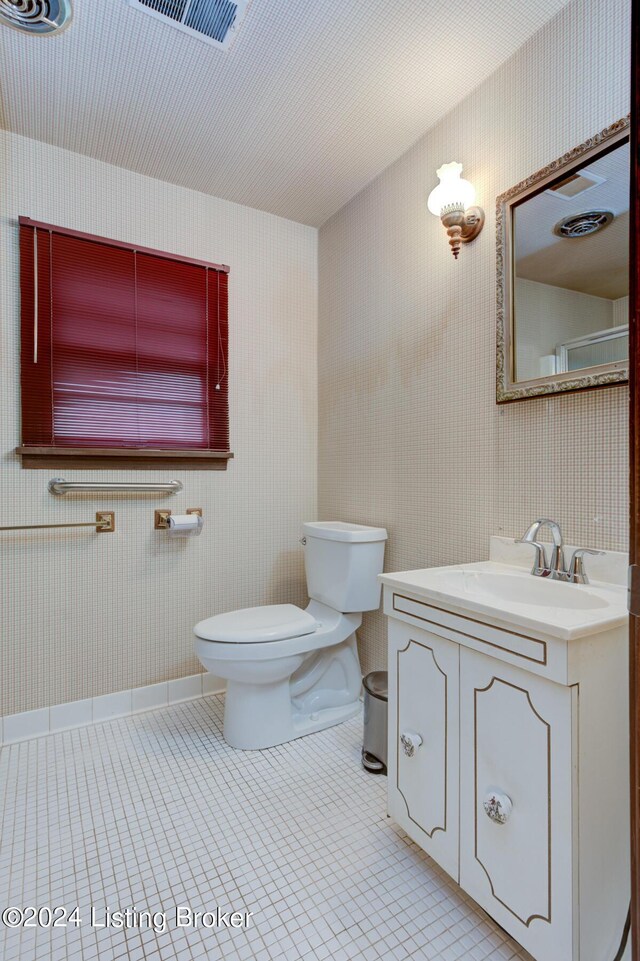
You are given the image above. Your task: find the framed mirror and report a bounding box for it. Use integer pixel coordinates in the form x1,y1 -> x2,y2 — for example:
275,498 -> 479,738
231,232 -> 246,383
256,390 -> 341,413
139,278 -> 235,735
496,116 -> 630,402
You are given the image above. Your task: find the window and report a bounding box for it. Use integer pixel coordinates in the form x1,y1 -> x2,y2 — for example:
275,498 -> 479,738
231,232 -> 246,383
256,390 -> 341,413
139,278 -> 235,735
17,218 -> 231,469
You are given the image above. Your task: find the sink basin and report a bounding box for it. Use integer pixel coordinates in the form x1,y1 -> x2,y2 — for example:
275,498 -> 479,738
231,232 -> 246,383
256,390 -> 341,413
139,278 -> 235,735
425,568 -> 610,611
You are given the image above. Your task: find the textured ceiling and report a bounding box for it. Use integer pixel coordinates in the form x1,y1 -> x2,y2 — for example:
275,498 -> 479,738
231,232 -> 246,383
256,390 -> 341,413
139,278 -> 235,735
0,0 -> 573,226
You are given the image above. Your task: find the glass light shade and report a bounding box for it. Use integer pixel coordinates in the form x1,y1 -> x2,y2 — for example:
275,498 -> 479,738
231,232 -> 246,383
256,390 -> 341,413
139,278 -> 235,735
427,162 -> 476,217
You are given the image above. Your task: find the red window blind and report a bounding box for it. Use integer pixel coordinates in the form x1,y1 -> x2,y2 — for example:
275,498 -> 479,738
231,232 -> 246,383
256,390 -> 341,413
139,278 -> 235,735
19,218 -> 229,453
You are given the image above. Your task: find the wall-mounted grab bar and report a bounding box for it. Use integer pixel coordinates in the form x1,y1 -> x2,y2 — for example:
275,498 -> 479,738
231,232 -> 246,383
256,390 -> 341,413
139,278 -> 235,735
48,478 -> 182,495
0,512 -> 115,533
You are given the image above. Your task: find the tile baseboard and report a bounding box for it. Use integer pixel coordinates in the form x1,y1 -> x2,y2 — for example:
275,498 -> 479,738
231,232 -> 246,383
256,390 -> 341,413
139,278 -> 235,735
0,673 -> 226,746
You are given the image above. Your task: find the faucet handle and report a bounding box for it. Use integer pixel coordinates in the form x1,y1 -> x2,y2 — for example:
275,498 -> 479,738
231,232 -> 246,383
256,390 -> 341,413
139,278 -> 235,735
515,536 -> 548,576
568,548 -> 604,585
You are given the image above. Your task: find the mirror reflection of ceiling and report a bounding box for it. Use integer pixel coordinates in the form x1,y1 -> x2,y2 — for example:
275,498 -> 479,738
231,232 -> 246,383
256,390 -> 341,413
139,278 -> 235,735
514,141 -> 629,299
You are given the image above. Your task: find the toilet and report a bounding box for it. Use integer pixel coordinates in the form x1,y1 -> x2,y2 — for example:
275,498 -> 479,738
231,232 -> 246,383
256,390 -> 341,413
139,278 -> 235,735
194,521 -> 387,750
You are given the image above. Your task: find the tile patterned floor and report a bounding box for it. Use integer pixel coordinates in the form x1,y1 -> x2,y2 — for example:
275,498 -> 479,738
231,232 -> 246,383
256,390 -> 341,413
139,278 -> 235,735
0,695 -> 532,961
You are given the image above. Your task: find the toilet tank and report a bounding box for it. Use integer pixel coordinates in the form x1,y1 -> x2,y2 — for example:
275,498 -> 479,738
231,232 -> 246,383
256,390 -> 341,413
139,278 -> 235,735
302,521 -> 388,613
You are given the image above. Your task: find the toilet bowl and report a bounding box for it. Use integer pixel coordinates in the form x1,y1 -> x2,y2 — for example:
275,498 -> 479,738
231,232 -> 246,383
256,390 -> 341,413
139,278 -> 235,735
194,521 -> 387,750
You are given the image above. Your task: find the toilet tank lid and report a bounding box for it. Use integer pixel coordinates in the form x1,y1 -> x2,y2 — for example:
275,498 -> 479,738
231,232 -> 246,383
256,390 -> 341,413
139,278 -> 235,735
303,521 -> 388,543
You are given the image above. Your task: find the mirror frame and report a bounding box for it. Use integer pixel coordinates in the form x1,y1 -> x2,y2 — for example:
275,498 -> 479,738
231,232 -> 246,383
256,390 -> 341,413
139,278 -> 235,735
496,115 -> 630,403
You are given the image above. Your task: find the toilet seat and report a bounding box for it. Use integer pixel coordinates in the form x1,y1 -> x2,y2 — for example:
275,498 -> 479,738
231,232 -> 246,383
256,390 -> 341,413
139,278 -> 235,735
195,604 -> 319,644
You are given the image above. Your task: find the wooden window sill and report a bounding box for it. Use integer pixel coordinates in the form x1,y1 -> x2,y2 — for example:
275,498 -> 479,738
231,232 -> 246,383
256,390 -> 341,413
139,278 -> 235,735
16,447 -> 234,470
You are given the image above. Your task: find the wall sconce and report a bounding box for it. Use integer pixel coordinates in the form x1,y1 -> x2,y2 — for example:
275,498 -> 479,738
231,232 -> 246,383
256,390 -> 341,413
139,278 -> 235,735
427,162 -> 484,259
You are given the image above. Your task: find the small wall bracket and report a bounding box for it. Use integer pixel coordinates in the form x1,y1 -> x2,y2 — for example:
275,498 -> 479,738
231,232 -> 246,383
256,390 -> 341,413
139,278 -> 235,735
96,511 -> 115,533
154,510 -> 171,530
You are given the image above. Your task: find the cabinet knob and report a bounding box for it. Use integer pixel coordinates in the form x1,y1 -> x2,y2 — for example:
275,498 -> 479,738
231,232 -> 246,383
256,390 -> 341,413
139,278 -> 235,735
483,790 -> 513,824
400,731 -> 423,757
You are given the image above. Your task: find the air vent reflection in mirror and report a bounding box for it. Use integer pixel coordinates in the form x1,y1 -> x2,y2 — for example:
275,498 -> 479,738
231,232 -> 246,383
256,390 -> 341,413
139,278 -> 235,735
553,210 -> 614,239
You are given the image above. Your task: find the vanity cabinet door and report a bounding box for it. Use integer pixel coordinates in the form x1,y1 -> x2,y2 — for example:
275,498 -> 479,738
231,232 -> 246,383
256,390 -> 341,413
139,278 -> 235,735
459,647 -> 576,961
387,620 -> 459,880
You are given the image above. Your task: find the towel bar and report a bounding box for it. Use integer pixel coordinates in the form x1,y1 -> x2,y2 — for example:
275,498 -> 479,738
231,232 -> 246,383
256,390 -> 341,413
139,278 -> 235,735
0,512 -> 115,533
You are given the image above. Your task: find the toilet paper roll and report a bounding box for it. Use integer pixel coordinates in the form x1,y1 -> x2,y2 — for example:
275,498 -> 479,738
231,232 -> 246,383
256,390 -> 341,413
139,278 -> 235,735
167,514 -> 203,537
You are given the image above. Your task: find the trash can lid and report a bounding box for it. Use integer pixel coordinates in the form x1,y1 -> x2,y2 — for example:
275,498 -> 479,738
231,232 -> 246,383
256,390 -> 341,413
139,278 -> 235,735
363,671 -> 388,701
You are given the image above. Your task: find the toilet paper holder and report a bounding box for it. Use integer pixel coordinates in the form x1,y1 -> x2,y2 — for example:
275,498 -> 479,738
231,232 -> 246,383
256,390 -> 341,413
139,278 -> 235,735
154,507 -> 202,530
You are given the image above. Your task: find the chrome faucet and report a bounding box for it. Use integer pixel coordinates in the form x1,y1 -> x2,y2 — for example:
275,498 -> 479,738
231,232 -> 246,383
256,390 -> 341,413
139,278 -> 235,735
516,519 -> 603,584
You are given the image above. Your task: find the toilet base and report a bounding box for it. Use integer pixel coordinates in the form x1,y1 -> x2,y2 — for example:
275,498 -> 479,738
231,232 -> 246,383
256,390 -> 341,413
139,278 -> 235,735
292,698 -> 361,739
224,686 -> 361,751
223,674 -> 296,750
219,630 -> 363,750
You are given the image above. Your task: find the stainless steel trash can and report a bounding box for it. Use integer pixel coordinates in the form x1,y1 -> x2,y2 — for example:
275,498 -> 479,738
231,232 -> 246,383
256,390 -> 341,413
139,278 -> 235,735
362,671 -> 388,774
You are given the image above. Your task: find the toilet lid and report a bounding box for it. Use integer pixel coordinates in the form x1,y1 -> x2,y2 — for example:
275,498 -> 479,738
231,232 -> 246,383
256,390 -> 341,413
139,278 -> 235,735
194,604 -> 319,644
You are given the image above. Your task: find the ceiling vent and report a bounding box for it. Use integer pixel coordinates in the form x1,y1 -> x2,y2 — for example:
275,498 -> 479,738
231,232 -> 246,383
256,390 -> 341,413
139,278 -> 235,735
0,0 -> 72,35
553,210 -> 614,239
546,169 -> 606,201
129,0 -> 250,49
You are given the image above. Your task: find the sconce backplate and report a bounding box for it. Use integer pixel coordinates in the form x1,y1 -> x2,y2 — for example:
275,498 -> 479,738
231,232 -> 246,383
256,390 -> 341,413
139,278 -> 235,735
461,206 -> 485,242
441,206 -> 485,258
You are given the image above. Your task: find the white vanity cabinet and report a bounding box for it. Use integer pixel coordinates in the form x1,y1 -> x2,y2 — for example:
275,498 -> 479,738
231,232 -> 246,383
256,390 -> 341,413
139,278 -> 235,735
458,647 -> 575,961
383,560 -> 629,961
388,619 -> 459,879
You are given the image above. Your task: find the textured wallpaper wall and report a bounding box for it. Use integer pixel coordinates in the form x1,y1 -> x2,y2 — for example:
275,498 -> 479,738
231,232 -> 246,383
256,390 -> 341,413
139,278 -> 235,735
318,0 -> 630,675
1,131 -> 317,716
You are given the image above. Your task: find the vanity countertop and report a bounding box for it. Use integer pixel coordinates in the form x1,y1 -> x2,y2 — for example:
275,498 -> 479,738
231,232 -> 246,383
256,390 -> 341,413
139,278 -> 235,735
379,557 -> 628,642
